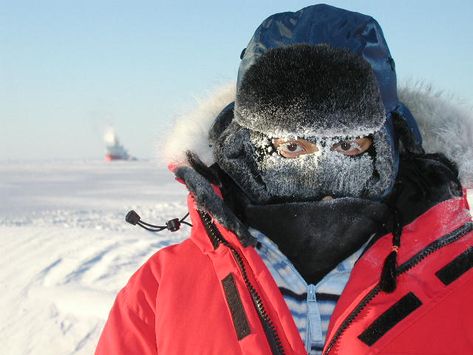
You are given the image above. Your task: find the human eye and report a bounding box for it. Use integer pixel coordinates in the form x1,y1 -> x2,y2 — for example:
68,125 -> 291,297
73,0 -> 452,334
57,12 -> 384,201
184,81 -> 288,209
331,137 -> 372,156
272,139 -> 317,158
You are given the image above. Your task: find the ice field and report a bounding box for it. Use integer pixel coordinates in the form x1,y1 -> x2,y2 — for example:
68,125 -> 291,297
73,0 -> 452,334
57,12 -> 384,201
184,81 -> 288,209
0,160 -> 189,354
0,160 -> 471,354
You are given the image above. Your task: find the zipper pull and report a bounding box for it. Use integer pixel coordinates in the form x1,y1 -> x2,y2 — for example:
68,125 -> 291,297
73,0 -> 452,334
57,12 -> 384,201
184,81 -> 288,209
307,284 -> 317,303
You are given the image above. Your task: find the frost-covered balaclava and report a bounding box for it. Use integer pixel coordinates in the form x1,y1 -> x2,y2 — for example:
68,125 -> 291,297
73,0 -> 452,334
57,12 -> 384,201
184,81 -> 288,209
214,44 -> 396,204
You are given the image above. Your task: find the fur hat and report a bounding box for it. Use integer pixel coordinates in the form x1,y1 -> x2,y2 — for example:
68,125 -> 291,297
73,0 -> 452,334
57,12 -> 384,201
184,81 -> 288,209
214,44 -> 397,203
235,44 -> 385,138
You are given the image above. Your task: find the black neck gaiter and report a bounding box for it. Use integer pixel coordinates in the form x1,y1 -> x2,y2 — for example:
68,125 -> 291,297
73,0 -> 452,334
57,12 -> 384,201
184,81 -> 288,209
245,198 -> 390,285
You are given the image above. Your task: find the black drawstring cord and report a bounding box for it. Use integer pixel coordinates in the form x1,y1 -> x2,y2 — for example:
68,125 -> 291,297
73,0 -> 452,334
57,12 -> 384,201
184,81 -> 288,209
179,213 -> 192,227
125,210 -> 192,233
380,208 -> 402,293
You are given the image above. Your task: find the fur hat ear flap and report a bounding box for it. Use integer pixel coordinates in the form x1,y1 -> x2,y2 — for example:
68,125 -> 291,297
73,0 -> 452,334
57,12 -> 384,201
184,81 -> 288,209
392,113 -> 424,155
391,103 -> 424,155
209,102 -> 235,144
175,155 -> 256,247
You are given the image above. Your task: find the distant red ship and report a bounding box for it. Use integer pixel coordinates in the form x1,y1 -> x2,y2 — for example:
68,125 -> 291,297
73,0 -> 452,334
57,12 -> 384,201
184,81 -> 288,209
104,129 -> 136,161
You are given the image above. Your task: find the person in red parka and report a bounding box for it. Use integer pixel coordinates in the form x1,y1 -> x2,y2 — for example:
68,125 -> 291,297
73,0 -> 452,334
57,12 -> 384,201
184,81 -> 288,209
96,4 -> 473,355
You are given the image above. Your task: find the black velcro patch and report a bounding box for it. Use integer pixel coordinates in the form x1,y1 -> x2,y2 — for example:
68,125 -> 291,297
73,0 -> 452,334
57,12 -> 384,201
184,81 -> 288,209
358,292 -> 422,346
435,247 -> 473,286
222,273 -> 251,340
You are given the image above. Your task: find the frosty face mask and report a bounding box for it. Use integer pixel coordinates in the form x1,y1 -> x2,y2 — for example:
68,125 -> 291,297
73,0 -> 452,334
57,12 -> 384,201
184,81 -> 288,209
213,44 -> 397,204
249,131 -> 393,202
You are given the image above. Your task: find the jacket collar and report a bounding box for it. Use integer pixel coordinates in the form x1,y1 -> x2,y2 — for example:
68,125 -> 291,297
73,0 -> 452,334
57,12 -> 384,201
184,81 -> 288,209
188,184 -> 471,258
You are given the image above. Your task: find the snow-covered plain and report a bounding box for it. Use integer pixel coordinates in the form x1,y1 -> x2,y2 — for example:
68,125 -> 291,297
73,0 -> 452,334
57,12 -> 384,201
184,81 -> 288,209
0,160 -> 188,355
0,160 -> 471,355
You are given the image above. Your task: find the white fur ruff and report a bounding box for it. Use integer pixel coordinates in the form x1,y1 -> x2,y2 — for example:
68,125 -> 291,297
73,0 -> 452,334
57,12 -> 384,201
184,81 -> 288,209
162,82 -> 236,166
399,84 -> 473,188
163,82 -> 473,187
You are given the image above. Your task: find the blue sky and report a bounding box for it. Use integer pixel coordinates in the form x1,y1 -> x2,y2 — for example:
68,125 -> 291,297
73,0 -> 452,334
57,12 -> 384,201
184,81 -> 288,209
1,0 -> 472,160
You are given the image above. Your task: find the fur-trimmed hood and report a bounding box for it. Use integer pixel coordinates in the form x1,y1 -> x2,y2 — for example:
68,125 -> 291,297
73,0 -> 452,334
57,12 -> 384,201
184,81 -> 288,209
163,83 -> 473,189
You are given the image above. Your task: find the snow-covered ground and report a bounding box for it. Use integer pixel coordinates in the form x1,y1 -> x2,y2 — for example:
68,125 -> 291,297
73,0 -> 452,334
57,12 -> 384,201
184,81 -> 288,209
0,160 -> 188,355
0,160 -> 471,355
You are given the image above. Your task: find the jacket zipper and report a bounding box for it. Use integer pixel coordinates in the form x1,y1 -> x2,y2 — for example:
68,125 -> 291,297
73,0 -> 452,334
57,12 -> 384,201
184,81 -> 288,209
199,210 -> 286,355
306,284 -> 319,352
323,221 -> 473,355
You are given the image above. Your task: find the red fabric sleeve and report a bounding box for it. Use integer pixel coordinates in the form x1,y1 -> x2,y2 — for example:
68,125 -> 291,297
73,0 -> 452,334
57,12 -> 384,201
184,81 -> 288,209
95,261 -> 159,355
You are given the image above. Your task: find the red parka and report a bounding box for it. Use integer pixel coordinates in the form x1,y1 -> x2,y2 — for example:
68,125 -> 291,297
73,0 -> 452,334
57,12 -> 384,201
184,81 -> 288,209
96,192 -> 473,354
